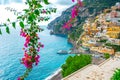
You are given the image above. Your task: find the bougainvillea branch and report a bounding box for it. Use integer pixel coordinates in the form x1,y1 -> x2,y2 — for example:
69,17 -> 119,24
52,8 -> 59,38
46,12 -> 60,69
63,0 -> 83,29
2,0 -> 56,80
17,0 -> 56,80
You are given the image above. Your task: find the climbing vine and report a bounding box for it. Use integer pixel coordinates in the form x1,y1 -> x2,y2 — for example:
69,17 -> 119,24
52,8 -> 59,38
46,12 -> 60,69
1,0 -> 56,80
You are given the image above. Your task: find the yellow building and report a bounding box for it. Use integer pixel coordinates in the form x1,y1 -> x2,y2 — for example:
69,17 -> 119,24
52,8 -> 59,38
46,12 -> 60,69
82,42 -> 95,47
91,23 -> 99,32
107,27 -> 120,31
106,26 -> 120,38
106,32 -> 120,38
90,47 -> 115,55
81,35 -> 90,42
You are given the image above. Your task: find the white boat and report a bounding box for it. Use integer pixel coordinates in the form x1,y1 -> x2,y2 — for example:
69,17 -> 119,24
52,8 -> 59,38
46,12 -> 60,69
57,50 -> 68,54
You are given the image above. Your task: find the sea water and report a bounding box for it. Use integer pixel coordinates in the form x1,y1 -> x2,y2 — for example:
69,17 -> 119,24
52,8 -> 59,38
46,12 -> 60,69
0,27 -> 73,80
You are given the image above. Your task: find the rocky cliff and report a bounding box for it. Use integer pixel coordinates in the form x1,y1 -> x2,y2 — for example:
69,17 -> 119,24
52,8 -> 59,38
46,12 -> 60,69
48,5 -> 91,35
48,0 -> 120,35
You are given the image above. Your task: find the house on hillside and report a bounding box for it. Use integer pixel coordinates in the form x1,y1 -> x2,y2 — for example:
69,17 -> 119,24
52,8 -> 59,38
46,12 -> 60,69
90,47 -> 115,55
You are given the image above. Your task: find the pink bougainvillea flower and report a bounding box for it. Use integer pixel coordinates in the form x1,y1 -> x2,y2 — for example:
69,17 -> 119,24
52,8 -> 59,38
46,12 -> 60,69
37,47 -> 40,52
24,35 -> 30,47
77,0 -> 83,7
43,9 -> 46,14
17,77 -> 21,80
35,55 -> 40,65
38,42 -> 44,48
63,23 -> 69,29
22,53 -> 33,68
41,44 -> 44,48
63,18 -> 73,29
71,6 -> 78,18
20,29 -> 27,37
63,22 -> 72,30
24,60 -> 33,68
24,43 -> 28,47
72,0 -> 75,2
63,0 -> 83,30
38,42 -> 41,45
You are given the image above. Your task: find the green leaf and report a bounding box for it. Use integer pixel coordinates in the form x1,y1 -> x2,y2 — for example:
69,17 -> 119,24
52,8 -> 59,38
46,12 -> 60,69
17,16 -> 22,19
43,0 -> 50,5
37,4 -> 43,8
0,29 -> 2,35
7,18 -> 10,22
22,17 -> 25,21
33,1 -> 37,5
23,9 -> 29,13
19,21 -> 24,28
3,23 -> 6,26
6,27 -> 10,34
54,8 -> 57,13
12,22 -> 16,29
31,13 -> 36,19
34,9 -> 40,15
28,13 -> 36,22
47,11 -> 51,14
28,15 -> 33,22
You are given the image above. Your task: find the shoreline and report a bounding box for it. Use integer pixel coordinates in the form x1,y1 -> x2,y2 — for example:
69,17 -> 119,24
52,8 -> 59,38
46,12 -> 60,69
44,33 -> 75,80
45,68 -> 62,80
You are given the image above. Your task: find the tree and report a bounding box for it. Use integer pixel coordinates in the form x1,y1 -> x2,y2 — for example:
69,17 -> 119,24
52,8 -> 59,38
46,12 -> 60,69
61,54 -> 92,77
117,33 -> 120,39
111,69 -> 120,80
104,53 -> 110,59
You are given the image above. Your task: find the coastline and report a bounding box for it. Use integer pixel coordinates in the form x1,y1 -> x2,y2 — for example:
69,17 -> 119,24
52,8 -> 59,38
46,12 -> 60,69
44,32 -> 75,80
45,68 -> 62,80
44,34 -> 79,80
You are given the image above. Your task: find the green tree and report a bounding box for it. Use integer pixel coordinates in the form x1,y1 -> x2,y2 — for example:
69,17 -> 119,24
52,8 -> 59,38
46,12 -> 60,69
111,69 -> 120,80
104,53 -> 110,59
61,54 -> 92,77
117,33 -> 120,39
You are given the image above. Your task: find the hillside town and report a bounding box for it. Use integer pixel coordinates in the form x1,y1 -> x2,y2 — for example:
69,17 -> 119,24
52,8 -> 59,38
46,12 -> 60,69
76,2 -> 120,57
61,2 -> 120,80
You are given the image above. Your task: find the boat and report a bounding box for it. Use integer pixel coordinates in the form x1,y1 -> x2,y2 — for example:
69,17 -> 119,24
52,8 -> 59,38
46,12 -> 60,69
57,50 -> 68,54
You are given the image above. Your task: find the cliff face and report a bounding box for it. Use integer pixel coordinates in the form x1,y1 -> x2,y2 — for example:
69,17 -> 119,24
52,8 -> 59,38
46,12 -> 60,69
48,6 -> 73,35
48,0 -> 120,35
48,5 -> 90,35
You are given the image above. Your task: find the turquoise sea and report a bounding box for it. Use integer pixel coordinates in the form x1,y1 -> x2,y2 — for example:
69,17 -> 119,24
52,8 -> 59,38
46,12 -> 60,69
0,26 -> 73,80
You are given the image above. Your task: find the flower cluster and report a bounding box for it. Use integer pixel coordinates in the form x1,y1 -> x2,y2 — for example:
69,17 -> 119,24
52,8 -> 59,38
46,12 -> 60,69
18,29 -> 43,80
63,18 -> 72,30
24,35 -> 30,47
77,0 -> 83,7
72,0 -> 83,7
71,6 -> 78,18
20,29 -> 31,48
21,53 -> 40,68
22,53 -> 32,68
72,0 -> 75,2
63,0 -> 83,29
35,55 -> 40,65
20,29 -> 43,67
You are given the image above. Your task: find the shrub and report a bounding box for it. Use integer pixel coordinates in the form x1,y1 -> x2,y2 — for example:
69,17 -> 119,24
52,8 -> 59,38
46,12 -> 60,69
111,69 -> 120,80
99,39 -> 107,43
104,53 -> 110,59
105,43 -> 120,52
61,54 -> 92,77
